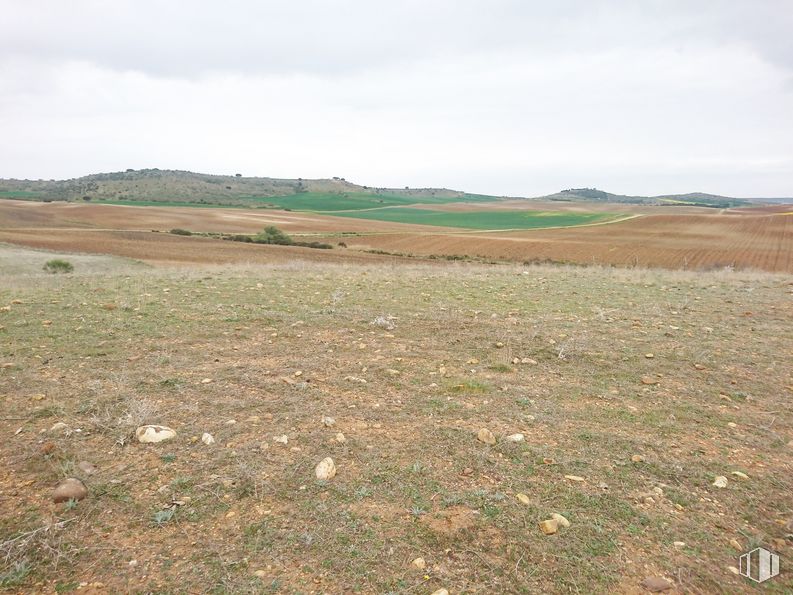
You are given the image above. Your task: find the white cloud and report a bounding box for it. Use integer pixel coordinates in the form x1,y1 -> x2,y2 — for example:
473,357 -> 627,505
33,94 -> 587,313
1,0 -> 791,196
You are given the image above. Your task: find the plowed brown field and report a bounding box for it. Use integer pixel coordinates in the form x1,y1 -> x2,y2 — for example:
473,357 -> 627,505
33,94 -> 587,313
1,199 -> 791,272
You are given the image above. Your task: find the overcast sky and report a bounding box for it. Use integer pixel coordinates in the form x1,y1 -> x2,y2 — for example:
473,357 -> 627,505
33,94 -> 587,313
1,1 -> 792,197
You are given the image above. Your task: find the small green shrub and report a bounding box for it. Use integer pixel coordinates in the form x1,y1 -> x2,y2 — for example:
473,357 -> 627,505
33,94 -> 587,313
43,259 -> 73,274
254,226 -> 293,245
170,228 -> 192,236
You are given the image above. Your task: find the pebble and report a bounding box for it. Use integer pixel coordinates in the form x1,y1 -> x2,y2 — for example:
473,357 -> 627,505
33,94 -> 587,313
201,433 -> 216,445
49,422 -> 68,433
431,589 -> 449,595
640,576 -> 672,592
477,428 -> 496,445
645,353 -> 654,359
727,566 -> 740,575
335,432 -> 346,444
322,416 -> 336,427
564,475 -> 585,482
539,518 -> 558,535
53,478 -> 88,503
411,557 -> 426,570
641,377 -> 659,385
77,461 -> 98,475
551,513 -> 570,528
201,378 -> 213,384
516,493 -> 531,505
631,454 -> 645,463
135,425 -> 176,443
315,457 -> 337,480
673,541 -> 686,548
505,433 -> 524,442
274,435 -> 288,445
712,476 -> 728,488
253,570 -> 267,578
731,471 -> 749,480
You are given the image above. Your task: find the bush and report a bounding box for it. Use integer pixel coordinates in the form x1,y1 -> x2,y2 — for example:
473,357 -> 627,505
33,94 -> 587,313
254,226 -> 294,245
43,259 -> 74,274
170,228 -> 192,236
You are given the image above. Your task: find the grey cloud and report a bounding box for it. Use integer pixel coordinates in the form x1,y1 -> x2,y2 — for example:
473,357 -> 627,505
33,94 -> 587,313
2,0 -> 791,77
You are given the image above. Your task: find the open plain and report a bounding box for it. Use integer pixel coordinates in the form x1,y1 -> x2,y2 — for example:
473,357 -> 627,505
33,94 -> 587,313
1,241 -> 792,593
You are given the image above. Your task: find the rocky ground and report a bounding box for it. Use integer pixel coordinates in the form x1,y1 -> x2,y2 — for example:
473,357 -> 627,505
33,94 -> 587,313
1,248 -> 792,593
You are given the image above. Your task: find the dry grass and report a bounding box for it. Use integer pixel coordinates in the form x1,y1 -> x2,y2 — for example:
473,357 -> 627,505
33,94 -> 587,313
1,248 -> 792,593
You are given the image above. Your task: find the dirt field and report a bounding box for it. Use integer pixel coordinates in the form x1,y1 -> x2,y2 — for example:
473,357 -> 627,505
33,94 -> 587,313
0,199 -> 792,272
1,246 -> 791,593
337,209 -> 793,272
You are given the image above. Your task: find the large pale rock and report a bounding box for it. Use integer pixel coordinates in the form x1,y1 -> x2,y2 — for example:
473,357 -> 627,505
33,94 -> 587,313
136,425 -> 176,443
53,478 -> 88,503
551,513 -> 571,528
201,432 -> 215,445
315,457 -> 337,480
505,433 -> 524,442
712,476 -> 728,488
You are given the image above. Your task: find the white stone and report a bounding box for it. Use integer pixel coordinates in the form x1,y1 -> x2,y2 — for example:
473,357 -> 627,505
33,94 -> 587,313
315,457 -> 337,480
505,433 -> 524,442
135,425 -> 176,443
201,432 -> 215,445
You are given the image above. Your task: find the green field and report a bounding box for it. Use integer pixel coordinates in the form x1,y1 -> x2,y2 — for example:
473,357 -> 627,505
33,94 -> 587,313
327,207 -> 616,229
245,191 -> 499,211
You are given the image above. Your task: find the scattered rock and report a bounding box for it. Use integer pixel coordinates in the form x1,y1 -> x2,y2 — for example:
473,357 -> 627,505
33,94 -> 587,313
201,433 -> 216,445
516,493 -> 531,505
729,538 -> 742,551
505,433 -> 524,442
135,425 -> 176,443
495,341 -> 505,348
322,416 -> 336,427
344,376 -> 367,384
694,363 -> 706,370
645,353 -> 654,359
335,432 -> 346,444
539,518 -> 558,535
274,435 -> 288,445
77,461 -> 97,475
641,376 -> 659,385
53,478 -> 88,503
631,454 -> 646,463
551,513 -> 570,528
727,566 -> 740,576
477,428 -> 496,445
564,475 -> 585,482
49,422 -> 68,433
253,570 -> 267,578
315,457 -> 337,480
411,557 -> 426,570
431,590 -> 449,595
640,576 -> 672,592
673,541 -> 686,548
712,476 -> 728,488
520,358 -> 538,365
727,422 -> 737,428
731,471 -> 749,480
201,378 -> 213,384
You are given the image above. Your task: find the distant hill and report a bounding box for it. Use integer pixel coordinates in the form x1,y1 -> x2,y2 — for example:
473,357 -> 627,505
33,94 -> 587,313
0,172 -> 788,210
541,188 -> 760,208
0,169 -> 491,208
